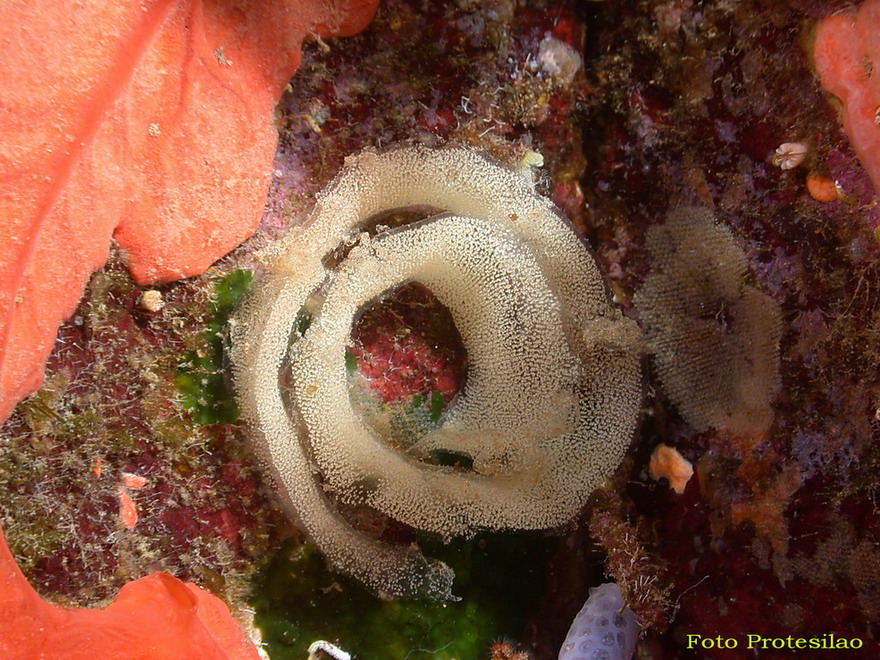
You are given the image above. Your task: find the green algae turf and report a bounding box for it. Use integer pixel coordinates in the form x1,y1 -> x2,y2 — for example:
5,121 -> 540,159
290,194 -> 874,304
175,269 -> 252,425
252,533 -> 557,659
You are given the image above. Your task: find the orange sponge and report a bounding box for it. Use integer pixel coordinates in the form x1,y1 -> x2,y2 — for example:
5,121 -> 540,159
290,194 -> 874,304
814,1 -> 880,197
0,524 -> 259,660
0,0 -> 379,423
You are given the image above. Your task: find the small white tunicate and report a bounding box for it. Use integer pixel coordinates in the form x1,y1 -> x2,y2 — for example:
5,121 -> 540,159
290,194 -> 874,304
771,142 -> 808,170
308,640 -> 351,660
138,289 -> 164,312
538,35 -> 583,85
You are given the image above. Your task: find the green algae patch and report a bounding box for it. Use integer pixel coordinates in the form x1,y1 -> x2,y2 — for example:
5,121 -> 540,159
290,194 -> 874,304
429,390 -> 444,424
175,270 -> 252,425
252,533 -> 556,659
345,350 -> 358,374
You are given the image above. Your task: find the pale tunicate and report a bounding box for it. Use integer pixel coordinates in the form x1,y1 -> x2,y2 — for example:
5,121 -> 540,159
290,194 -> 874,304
559,583 -> 639,660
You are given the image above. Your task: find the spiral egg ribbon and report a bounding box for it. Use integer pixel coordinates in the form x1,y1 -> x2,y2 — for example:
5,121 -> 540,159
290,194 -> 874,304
632,207 -> 782,437
231,146 -> 642,600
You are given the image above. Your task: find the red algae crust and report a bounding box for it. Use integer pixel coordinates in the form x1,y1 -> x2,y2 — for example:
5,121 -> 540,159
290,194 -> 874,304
0,0 -> 379,423
0,525 -> 259,660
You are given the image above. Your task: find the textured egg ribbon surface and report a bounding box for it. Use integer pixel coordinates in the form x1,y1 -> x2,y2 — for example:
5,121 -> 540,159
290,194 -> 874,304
231,145 -> 642,600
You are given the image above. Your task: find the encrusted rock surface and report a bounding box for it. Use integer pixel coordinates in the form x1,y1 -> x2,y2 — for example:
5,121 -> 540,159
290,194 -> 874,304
2,0 -> 879,658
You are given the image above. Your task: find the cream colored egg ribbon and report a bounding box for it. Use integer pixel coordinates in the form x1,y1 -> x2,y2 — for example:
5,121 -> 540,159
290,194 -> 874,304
231,145 -> 642,600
